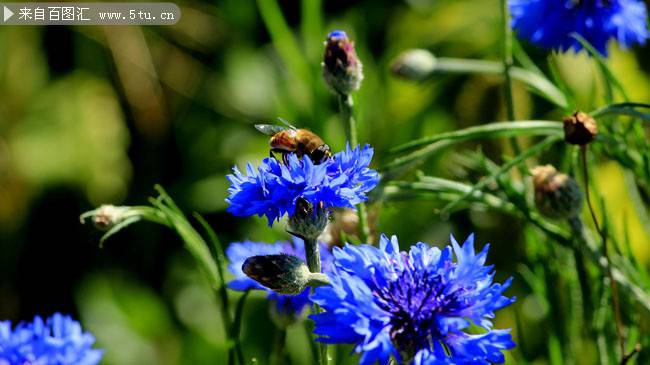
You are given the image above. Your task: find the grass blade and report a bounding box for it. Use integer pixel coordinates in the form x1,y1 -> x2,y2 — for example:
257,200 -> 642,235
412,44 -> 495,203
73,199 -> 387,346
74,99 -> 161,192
433,58 -> 569,108
440,135 -> 561,214
591,104 -> 650,121
571,33 -> 629,101
390,121 -> 562,153
256,0 -> 312,86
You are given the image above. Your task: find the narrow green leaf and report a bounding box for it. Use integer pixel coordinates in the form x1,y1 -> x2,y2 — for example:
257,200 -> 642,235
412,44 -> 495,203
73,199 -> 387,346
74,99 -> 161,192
98,216 -> 142,247
256,0 -> 312,86
384,179 -> 519,214
571,33 -> 629,101
150,198 -> 221,291
193,213 -> 228,285
547,56 -> 577,111
192,213 -> 232,329
154,184 -> 183,215
440,135 -> 561,214
390,121 -> 562,153
433,58 -> 569,108
591,104 -> 650,121
300,0 -> 322,60
380,140 -> 453,178
512,38 -> 544,77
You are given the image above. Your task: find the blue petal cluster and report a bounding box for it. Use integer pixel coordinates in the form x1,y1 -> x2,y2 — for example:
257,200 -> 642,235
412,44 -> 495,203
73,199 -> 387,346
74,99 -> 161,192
510,0 -> 649,54
311,234 -> 515,365
226,238 -> 334,317
0,313 -> 103,365
226,144 -> 379,225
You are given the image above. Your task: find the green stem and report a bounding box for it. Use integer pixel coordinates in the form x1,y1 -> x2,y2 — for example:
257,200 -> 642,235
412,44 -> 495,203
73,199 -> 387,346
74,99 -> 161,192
232,290 -> 250,365
568,216 -> 594,326
304,237 -> 322,274
308,272 -> 332,287
580,146 -> 626,359
500,0 -> 521,156
431,58 -> 568,109
271,328 -> 287,365
192,213 -> 237,364
337,93 -> 371,244
304,238 -> 328,365
338,93 -> 357,146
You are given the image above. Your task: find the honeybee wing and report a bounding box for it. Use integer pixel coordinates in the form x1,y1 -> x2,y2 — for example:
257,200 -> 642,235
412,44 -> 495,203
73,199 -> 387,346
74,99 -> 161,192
254,124 -> 289,136
277,117 -> 298,130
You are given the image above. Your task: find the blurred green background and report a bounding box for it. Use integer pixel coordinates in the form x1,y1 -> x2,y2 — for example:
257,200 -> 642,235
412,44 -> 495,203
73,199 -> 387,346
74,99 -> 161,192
1,0 -> 650,364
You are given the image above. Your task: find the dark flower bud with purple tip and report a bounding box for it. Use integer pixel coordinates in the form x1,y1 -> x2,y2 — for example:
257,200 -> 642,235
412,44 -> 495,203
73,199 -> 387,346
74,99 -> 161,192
322,30 -> 363,95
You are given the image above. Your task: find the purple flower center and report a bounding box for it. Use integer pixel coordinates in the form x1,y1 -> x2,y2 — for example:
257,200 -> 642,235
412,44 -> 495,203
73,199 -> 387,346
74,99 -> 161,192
372,257 -> 453,356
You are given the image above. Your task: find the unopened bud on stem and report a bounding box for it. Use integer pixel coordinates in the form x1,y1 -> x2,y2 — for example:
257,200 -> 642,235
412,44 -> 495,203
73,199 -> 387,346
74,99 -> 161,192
323,30 -> 363,96
81,204 -> 130,231
390,49 -> 436,81
288,198 -> 328,241
242,254 -> 330,295
531,165 -> 583,219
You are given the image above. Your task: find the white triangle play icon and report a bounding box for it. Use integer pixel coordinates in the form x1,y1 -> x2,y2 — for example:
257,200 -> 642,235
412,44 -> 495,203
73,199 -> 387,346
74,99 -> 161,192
4,6 -> 14,22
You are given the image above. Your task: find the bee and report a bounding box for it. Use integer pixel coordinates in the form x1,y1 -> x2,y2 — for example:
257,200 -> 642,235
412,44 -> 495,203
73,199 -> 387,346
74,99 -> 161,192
255,119 -> 332,165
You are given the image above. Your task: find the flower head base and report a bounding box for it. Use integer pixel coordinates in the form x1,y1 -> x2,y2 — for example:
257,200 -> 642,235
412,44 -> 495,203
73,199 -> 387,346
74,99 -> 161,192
323,30 -> 364,95
0,313 -> 103,365
311,234 -> 515,365
509,0 -> 649,55
288,198 -> 329,240
226,238 -> 333,324
531,165 -> 584,219
226,143 -> 379,226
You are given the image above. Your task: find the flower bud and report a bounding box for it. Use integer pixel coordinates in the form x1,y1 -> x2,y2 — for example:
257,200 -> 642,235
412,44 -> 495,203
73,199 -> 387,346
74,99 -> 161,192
563,111 -> 597,145
288,198 -> 329,240
531,165 -> 583,219
86,204 -> 129,231
322,30 -> 363,95
318,207 -> 377,247
242,254 -> 311,295
390,49 -> 436,81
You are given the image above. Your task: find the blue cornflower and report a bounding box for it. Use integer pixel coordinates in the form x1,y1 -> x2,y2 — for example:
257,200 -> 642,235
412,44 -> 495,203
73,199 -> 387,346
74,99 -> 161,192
226,238 -> 334,319
509,0 -> 649,55
0,313 -> 103,365
311,234 -> 516,365
226,143 -> 379,225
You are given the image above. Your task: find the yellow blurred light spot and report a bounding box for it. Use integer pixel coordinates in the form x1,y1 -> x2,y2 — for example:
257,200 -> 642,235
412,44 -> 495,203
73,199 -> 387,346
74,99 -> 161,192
596,162 -> 650,264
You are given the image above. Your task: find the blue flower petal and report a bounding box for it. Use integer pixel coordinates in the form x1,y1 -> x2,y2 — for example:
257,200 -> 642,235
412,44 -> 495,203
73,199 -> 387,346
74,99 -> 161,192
311,234 -> 515,363
0,313 -> 103,365
510,0 -> 649,55
226,144 -> 379,225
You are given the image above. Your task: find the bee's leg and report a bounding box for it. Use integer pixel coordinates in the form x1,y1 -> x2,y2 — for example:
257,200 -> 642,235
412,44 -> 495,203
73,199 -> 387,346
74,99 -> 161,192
283,153 -> 290,165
